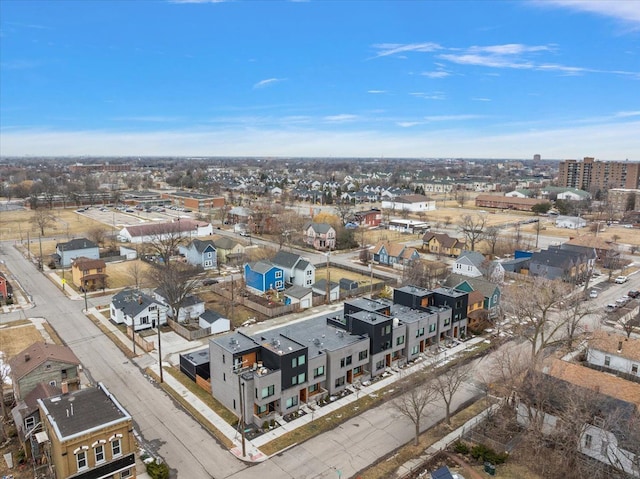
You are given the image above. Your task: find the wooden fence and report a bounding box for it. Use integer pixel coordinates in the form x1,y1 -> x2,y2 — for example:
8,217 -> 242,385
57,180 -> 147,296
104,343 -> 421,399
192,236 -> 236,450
126,326 -> 155,352
167,318 -> 212,341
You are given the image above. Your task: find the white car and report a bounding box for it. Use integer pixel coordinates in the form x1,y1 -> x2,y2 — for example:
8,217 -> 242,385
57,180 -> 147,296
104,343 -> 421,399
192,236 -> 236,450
589,290 -> 598,299
615,276 -> 629,284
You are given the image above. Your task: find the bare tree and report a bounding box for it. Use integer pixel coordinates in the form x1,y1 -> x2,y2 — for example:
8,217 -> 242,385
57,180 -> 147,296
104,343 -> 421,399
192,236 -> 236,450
147,262 -> 202,321
504,277 -> 572,362
561,297 -> 595,349
127,260 -> 145,289
459,214 -> 487,251
87,226 -> 108,247
146,222 -> 187,265
455,189 -> 468,208
334,202 -> 355,225
30,207 -> 56,236
402,259 -> 448,289
392,383 -> 439,445
431,361 -> 469,426
484,226 -> 500,256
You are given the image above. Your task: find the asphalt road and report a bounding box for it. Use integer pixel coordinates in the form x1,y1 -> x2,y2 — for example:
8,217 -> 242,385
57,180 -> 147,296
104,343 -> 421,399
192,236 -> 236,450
1,241 -> 247,479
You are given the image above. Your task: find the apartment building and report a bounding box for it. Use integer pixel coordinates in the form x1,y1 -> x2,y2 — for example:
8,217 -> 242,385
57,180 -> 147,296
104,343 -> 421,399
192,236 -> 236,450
558,157 -> 640,191
608,188 -> 640,213
209,285 -> 466,427
38,383 -> 136,479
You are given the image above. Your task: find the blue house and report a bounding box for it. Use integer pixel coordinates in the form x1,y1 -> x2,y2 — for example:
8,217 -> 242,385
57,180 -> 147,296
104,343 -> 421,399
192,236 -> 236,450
179,238 -> 217,270
244,261 -> 284,294
54,237 -> 100,267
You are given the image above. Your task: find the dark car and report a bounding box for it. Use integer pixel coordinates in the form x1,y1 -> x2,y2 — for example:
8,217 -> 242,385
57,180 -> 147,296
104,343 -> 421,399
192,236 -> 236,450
202,278 -> 219,286
628,290 -> 640,298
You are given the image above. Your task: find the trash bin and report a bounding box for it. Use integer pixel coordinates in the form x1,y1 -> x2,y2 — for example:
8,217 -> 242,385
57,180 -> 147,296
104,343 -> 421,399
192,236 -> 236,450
484,462 -> 491,473
488,464 -> 496,476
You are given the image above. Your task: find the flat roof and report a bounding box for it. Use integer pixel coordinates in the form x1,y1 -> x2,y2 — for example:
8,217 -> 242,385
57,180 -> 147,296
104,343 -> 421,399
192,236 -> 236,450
252,315 -> 368,359
39,384 -> 130,441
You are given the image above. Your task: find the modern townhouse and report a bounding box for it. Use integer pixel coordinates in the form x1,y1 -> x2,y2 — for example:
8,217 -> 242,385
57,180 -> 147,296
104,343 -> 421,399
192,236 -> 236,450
208,284 -> 466,427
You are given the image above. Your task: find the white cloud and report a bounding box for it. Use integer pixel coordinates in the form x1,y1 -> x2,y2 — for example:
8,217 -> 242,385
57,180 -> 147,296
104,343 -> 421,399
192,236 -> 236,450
372,42 -> 442,58
367,90 -> 387,94
468,43 -> 554,55
3,120 -> 638,160
323,114 -> 358,123
472,97 -> 492,102
253,78 -> 284,89
421,71 -> 450,78
423,114 -> 485,122
410,92 -> 446,100
540,0 -> 640,26
2,120 -> 639,159
396,121 -> 421,128
110,116 -> 183,122
615,111 -> 640,118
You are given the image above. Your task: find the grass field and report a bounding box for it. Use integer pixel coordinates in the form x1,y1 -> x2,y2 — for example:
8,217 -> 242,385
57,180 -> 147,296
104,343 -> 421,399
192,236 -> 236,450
0,208 -> 106,242
0,321 -> 47,359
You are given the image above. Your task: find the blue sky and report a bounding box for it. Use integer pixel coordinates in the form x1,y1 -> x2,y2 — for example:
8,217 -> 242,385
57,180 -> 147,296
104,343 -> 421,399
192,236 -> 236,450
1,0 -> 639,159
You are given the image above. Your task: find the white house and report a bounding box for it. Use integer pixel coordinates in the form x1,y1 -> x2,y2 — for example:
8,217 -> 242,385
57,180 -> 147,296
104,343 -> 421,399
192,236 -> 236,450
271,250 -> 316,287
381,194 -> 436,213
555,215 -> 586,229
153,291 -> 205,323
55,238 -> 100,267
118,219 -> 213,243
110,289 -> 168,331
198,310 -> 231,335
453,250 -> 505,283
587,331 -> 640,378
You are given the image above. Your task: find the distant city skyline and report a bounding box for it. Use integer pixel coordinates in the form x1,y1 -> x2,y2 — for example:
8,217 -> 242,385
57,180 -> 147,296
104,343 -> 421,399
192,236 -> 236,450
1,0 -> 639,159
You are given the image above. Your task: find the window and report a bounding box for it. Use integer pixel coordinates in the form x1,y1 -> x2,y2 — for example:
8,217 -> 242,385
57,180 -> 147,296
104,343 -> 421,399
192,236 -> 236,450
95,445 -> 105,463
396,336 -> 405,346
308,383 -> 318,393
411,345 -> 419,355
275,270 -> 283,278
261,385 -> 275,398
416,328 -> 425,338
383,324 -> 391,335
584,434 -> 592,448
601,440 -> 609,456
275,280 -> 283,289
291,355 -> 306,368
632,364 -> 638,374
353,366 -> 362,375
429,323 -> 436,333
345,355 -> 352,366
335,376 -> 345,388
286,396 -> 298,409
24,416 -> 35,431
314,366 -> 325,378
359,350 -> 368,360
444,318 -> 451,326
256,404 -> 267,414
604,356 -> 611,366
76,451 -> 87,470
121,468 -> 132,478
112,438 -> 121,457
376,360 -> 385,370
298,372 -> 306,384
222,354 -> 225,364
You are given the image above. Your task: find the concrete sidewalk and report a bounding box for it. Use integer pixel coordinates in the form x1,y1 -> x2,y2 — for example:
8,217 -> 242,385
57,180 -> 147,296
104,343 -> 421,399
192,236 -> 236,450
88,303 -> 488,463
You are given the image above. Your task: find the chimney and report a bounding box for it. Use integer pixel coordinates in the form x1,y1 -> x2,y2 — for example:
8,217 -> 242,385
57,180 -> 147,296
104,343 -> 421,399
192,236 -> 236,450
24,353 -> 30,362
61,381 -> 69,395
138,295 -> 143,304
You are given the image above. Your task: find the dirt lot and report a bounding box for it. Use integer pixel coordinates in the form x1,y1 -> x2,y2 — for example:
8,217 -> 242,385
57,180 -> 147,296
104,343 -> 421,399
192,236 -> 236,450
0,321 -> 46,359
0,207 -> 105,242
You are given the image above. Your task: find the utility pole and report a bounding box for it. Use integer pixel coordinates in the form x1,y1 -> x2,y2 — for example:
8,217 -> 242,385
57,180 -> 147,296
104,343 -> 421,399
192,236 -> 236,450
237,367 -> 246,457
157,308 -> 163,383
38,234 -> 43,271
369,263 -> 374,298
325,251 -> 331,303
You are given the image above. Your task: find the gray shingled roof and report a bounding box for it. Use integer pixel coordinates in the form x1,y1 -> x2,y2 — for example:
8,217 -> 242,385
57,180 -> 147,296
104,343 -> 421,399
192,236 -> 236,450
272,250 -> 302,269
248,260 -> 278,274
56,238 -> 97,251
112,289 -> 161,317
190,238 -> 216,254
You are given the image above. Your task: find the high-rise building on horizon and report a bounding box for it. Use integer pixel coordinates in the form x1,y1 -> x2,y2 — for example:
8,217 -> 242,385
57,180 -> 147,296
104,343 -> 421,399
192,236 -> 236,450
558,157 -> 640,191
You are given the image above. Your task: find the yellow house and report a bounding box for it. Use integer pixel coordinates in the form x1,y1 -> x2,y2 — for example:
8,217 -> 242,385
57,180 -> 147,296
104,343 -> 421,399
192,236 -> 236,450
71,257 -> 108,291
38,383 -> 136,479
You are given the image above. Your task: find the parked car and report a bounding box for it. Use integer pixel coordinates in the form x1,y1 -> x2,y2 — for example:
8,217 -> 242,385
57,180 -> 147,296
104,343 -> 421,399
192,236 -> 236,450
589,290 -> 598,299
615,276 -> 629,284
202,278 -> 219,286
605,304 -> 617,312
628,290 -> 640,298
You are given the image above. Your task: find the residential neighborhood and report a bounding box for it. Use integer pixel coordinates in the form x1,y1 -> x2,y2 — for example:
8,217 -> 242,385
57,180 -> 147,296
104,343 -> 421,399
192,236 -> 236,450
1,155 -> 639,479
